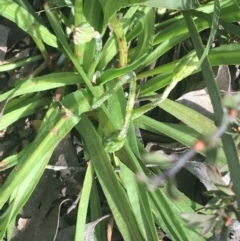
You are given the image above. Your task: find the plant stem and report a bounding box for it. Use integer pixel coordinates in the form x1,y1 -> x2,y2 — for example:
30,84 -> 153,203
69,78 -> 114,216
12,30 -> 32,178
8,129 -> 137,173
74,0 -> 83,62
109,14 -> 128,67
27,61 -> 46,78
34,38 -> 52,69
119,72 -> 136,139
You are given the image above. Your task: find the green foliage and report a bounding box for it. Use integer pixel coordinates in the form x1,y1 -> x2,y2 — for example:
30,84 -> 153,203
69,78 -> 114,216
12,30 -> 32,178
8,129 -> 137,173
0,0 -> 240,240
143,0 -> 200,9
0,0 -> 58,48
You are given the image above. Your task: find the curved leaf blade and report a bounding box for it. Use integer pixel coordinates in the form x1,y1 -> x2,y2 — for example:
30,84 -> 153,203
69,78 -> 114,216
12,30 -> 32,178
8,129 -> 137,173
0,72 -> 84,102
97,53 -> 148,85
0,97 -> 50,131
77,115 -> 144,241
0,0 -> 58,48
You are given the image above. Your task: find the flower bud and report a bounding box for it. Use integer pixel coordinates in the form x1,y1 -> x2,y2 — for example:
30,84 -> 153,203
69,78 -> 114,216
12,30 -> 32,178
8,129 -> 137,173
73,22 -> 96,45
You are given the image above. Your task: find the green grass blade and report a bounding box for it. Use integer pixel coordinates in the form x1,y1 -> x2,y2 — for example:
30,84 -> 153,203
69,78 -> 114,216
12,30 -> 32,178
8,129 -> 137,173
0,97 -> 50,131
44,3 -> 95,95
142,0 -> 240,71
0,55 -> 43,72
0,151 -> 53,239
0,90 -> 92,209
118,138 -> 205,240
75,162 -> 94,241
83,0 -> 103,33
105,80 -> 141,157
15,0 -> 44,24
131,7 -> 154,62
149,190 -> 205,240
198,0 -> 220,65
0,202 -> 17,240
143,0 -> 200,9
97,53 -> 147,85
153,0 -> 239,46
191,9 -> 240,37
155,98 -> 216,135
106,81 -> 125,129
89,180 -> 106,241
183,10 -> 240,214
0,72 -> 84,102
139,43 -> 240,96
0,0 -> 58,48
117,142 -> 206,240
142,33 -> 190,70
77,115 -> 144,241
134,115 -> 226,166
74,0 -> 83,63
0,90 -> 93,236
0,144 -> 31,172
120,162 -> 159,241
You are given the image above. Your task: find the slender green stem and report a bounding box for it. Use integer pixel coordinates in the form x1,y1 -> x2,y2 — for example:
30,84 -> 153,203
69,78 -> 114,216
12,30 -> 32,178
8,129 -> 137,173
91,72 -> 134,110
132,79 -> 179,120
74,0 -> 83,62
109,14 -> 128,67
27,61 -> 46,78
118,72 -> 136,140
182,10 -> 240,220
75,161 -> 93,241
136,61 -> 177,80
33,38 -> 51,69
182,11 -> 222,122
196,0 -> 220,65
103,72 -> 136,153
59,11 -> 74,30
